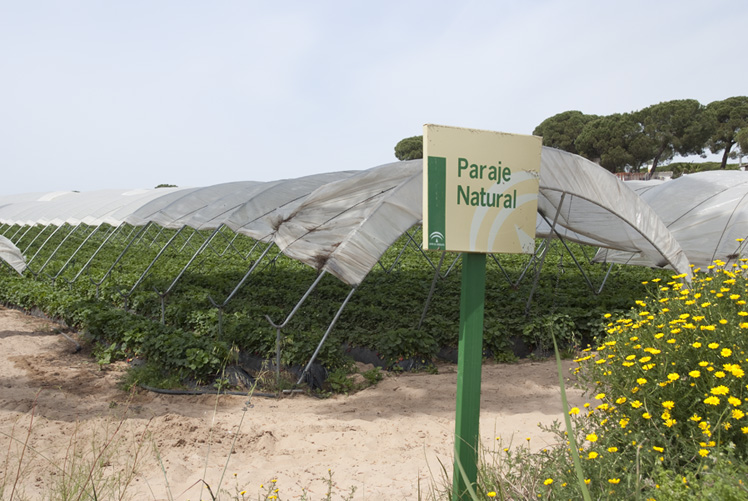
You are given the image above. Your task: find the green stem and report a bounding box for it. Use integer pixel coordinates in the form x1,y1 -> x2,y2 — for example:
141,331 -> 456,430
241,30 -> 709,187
552,332 -> 592,501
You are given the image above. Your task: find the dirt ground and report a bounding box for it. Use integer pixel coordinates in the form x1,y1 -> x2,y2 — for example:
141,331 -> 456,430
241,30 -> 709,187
0,306 -> 587,500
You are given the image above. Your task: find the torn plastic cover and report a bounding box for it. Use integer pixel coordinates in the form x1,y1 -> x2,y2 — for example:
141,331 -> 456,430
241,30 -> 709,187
0,235 -> 25,274
274,161 -> 422,284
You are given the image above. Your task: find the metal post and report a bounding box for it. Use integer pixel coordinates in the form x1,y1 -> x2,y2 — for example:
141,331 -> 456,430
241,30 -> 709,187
64,223 -> 126,285
296,287 -> 357,386
52,225 -> 102,281
26,224 -> 65,268
207,242 -> 274,309
35,223 -> 82,276
121,226 -> 186,299
12,225 -> 36,248
417,251 -> 446,330
89,223 -> 151,291
265,271 -> 327,391
21,225 -> 50,254
525,194 -> 566,315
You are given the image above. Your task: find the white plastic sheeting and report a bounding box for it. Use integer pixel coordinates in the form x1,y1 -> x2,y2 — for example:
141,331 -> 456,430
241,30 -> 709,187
0,148 -> 693,285
0,235 -> 25,274
595,170 -> 748,269
535,148 -> 691,278
274,161 -> 422,284
0,188 -> 188,227
128,172 -> 358,235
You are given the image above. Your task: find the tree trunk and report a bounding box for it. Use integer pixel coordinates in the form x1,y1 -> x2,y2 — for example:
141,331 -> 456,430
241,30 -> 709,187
645,145 -> 667,180
721,142 -> 734,169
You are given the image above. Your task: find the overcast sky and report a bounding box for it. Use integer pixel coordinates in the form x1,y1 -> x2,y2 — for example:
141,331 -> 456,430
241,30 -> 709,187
1,0 -> 746,195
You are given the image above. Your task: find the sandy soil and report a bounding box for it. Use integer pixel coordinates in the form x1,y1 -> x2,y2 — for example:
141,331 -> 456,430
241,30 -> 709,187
0,306 -> 587,500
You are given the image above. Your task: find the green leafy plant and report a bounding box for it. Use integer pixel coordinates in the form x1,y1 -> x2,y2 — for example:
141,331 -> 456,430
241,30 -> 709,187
326,368 -> 355,395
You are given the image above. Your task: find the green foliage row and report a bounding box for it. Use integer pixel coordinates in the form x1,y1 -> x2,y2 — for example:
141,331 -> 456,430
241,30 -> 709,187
0,272 -> 228,381
0,222 -> 663,388
667,161 -> 741,177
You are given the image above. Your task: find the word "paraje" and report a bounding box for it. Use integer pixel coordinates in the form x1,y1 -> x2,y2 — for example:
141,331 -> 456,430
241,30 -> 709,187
457,158 -> 512,182
456,157 -> 516,208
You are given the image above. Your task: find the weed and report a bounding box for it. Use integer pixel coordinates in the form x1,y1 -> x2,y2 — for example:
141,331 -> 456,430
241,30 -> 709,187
361,367 -> 383,386
326,368 -> 355,395
1,399 -> 151,501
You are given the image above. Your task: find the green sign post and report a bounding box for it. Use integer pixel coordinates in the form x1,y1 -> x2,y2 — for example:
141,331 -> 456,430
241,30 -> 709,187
453,252 -> 487,500
422,124 -> 542,500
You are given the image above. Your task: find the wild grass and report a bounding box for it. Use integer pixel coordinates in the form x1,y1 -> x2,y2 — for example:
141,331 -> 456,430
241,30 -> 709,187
1,398 -> 151,501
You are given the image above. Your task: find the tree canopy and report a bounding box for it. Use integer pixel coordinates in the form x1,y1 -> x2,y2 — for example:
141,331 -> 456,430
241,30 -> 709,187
394,135 -> 423,160
635,99 -> 712,177
392,96 -> 746,173
706,96 -> 748,169
532,111 -> 598,155
532,96 -> 745,173
575,113 -> 651,173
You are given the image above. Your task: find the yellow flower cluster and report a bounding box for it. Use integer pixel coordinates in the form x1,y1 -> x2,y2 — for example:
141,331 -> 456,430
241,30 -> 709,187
574,254 -> 748,467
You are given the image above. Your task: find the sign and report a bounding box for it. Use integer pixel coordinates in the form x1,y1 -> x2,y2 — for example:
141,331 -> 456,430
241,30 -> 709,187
423,124 -> 542,254
421,124 -> 543,500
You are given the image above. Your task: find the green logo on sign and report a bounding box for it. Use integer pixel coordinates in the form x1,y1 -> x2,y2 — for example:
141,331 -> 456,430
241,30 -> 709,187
427,156 -> 446,250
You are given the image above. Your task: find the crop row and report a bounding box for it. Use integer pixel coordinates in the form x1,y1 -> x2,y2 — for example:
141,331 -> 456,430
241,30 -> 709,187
0,222 -> 664,388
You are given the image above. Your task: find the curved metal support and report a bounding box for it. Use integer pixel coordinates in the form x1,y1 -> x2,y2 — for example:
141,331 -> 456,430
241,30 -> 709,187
88,223 -> 151,292
404,229 -> 440,273
22,225 -> 53,255
118,226 -> 185,302
177,227 -> 198,253
52,225 -> 103,281
206,242 -> 274,310
61,223 -> 126,286
143,224 -> 165,248
526,193 -> 566,315
35,223 -> 82,276
26,224 -> 67,270
265,271 -> 328,389
12,225 -> 35,248
540,212 -> 615,295
8,224 -> 25,241
155,226 -> 224,299
489,240 -> 546,289
210,227 -> 245,259
114,223 -> 140,246
441,252 -> 462,278
296,286 -> 357,386
417,251 -> 446,330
